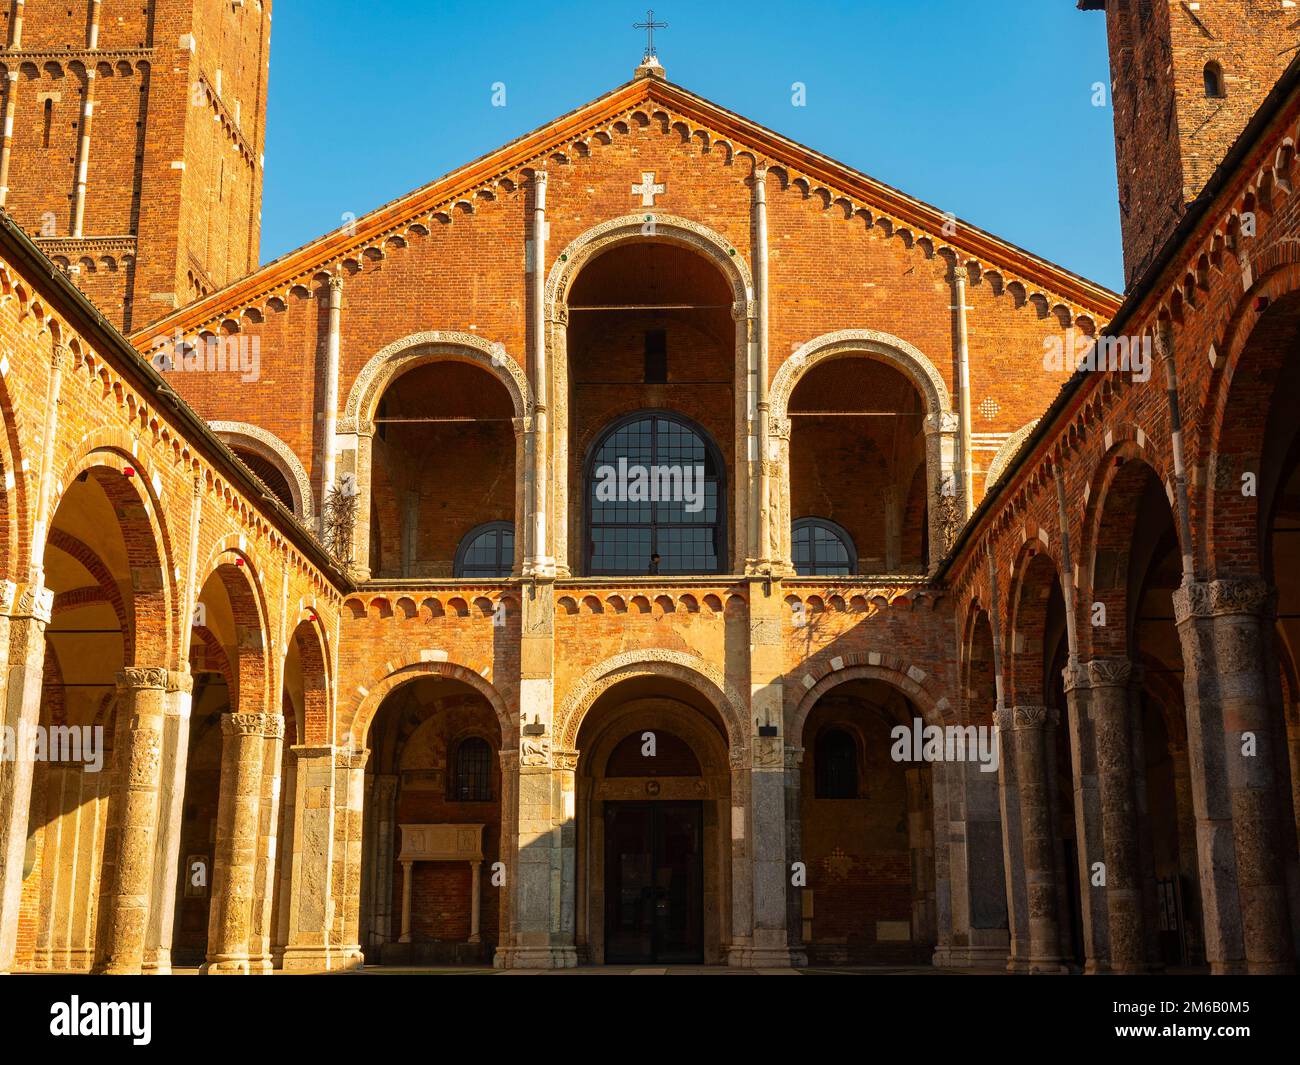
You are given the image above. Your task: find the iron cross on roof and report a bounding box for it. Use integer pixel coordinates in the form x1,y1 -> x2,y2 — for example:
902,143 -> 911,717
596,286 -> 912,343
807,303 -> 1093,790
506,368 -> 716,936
634,9 -> 668,60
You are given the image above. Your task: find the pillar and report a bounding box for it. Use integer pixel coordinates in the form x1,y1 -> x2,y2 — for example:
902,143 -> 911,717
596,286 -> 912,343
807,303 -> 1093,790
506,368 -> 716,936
1086,657 -> 1146,971
0,70 -> 19,208
1174,578 -> 1296,972
330,746 -> 367,968
281,744 -> 336,972
783,745 -> 807,965
318,274 -> 343,536
97,665 -> 169,975
248,714 -> 285,972
950,265 -> 975,517
0,580 -> 52,973
923,411 -> 962,572
1007,705 -> 1068,972
470,860 -> 482,943
1062,662 -> 1110,972
993,708 -> 1028,970
1169,740 -> 1205,965
71,69 -> 96,238
204,712 -> 269,974
143,668 -> 194,973
398,861 -> 413,943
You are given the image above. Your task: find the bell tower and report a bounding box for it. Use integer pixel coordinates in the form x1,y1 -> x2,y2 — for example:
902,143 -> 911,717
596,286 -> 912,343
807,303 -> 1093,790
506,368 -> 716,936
0,0 -> 271,332
1081,0 -> 1297,289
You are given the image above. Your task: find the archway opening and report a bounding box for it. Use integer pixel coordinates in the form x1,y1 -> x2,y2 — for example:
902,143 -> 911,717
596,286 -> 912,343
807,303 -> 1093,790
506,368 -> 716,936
798,678 -> 935,964
227,444 -> 296,514
17,469 -> 142,971
574,674 -> 732,964
566,241 -> 737,574
369,360 -> 517,578
359,675 -> 504,964
789,356 -> 929,575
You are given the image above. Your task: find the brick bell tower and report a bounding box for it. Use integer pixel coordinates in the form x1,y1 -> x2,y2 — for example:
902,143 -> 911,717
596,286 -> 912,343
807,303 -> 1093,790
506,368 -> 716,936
0,0 -> 271,333
1081,0 -> 1297,289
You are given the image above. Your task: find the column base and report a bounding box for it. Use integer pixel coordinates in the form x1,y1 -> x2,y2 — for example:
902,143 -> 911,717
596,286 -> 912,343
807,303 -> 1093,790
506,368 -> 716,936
201,955 -> 252,975
493,945 -> 578,969
281,945 -> 356,973
726,945 -> 804,968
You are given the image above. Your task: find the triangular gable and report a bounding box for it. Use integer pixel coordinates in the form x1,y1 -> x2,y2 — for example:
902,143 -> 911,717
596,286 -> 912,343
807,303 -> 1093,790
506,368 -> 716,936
131,74 -> 1121,344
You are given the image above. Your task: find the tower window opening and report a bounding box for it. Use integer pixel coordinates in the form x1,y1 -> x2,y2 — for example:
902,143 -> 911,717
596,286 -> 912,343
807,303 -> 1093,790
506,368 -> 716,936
1204,62 -> 1226,99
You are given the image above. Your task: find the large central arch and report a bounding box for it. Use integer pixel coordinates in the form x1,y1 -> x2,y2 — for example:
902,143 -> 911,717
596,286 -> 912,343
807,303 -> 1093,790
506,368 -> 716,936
545,214 -> 756,576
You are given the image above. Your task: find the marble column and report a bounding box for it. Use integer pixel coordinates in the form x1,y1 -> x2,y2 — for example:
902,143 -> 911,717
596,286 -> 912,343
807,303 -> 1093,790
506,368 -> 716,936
1087,657 -> 1145,972
1007,705 -> 1068,972
0,580 -> 52,974
97,665 -> 169,975
204,712 -> 269,974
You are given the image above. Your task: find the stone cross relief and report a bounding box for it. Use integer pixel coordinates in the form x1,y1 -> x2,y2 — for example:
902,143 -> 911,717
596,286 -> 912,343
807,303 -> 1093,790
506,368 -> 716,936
632,171 -> 665,206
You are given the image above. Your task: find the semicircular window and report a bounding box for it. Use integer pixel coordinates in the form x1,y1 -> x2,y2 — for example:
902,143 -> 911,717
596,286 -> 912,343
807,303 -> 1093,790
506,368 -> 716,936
587,412 -> 724,575
792,517 -> 856,576
454,521 -> 514,579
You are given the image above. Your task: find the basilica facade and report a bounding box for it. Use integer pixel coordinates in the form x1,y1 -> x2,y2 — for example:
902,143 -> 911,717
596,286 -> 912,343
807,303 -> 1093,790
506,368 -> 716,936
0,0 -> 1297,974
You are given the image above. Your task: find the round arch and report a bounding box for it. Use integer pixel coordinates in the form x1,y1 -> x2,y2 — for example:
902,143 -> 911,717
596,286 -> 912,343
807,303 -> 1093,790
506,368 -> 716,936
340,331 -> 531,434
545,214 -> 756,576
193,542 -> 274,717
771,329 -> 953,423
556,650 -> 748,753
46,445 -> 178,666
770,329 -> 959,573
790,662 -> 949,744
347,660 -> 515,749
211,421 -> 315,521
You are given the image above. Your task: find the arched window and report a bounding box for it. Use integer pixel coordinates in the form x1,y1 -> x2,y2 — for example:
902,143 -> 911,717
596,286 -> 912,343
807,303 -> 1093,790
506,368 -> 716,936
453,737 -> 492,801
1204,61 -> 1225,99
454,521 -> 514,578
792,517 -> 856,576
815,728 -> 858,799
42,98 -> 53,148
586,411 -> 724,575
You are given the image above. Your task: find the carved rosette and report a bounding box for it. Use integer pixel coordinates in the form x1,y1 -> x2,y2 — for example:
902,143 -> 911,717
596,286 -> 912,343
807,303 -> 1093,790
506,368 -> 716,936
1085,657 -> 1132,690
116,666 -> 169,691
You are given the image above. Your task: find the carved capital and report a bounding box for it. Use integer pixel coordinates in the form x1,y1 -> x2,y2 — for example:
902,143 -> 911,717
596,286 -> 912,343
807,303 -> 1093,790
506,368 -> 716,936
223,712 -> 270,737
1174,578 -> 1275,622
334,745 -> 369,770
1085,657 -> 1131,689
752,734 -> 783,768
993,708 -> 1014,731
1010,704 -> 1055,730
166,668 -> 194,695
116,665 -> 170,691
783,745 -> 805,770
8,582 -> 53,624
728,746 -> 751,772
552,748 -> 579,772
1061,661 -> 1087,694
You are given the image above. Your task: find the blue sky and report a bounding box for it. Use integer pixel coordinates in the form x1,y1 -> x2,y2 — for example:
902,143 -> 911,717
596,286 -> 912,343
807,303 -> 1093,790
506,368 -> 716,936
261,1 -> 1123,291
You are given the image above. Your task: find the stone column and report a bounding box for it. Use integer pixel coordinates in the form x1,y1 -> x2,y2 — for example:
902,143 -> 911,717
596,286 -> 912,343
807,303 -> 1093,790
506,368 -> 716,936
1127,665 -> 1163,970
398,862 -> 413,943
1174,578 -> 1296,972
727,745 -> 755,964
783,745 -> 807,965
249,714 -> 285,972
1062,662 -> 1109,972
281,744 -> 336,972
204,712 -> 268,974
470,860 -> 482,943
1087,657 -> 1145,972
1169,739 -> 1204,965
143,668 -> 194,973
97,665 -> 169,975
993,708 -> 1028,971
1007,705 -> 1068,972
362,773 -> 398,951
0,580 -> 52,974
941,752 -> 1010,968
923,411 -> 961,573
746,733 -> 791,964
331,746 -> 367,968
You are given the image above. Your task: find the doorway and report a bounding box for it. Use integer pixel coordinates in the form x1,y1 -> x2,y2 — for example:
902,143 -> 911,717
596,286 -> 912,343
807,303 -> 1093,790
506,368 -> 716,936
603,801 -> 703,964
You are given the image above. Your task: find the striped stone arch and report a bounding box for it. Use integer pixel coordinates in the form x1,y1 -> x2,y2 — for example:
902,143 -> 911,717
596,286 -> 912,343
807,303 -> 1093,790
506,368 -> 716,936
210,421 -> 315,521
789,655 -> 952,742
346,659 -> 515,747
985,420 -> 1039,489
339,330 -> 531,434
556,649 -> 748,752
